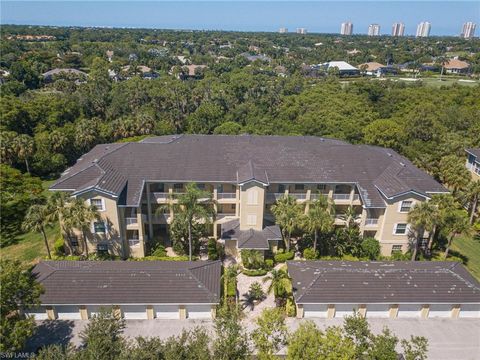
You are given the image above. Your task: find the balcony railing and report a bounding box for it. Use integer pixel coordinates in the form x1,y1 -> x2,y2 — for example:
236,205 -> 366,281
126,217 -> 138,225
333,193 -> 351,200
353,194 -> 360,201
365,218 -> 379,226
290,193 -> 307,200
217,212 -> 236,218
152,192 -> 169,201
217,192 -> 236,199
310,193 -> 328,200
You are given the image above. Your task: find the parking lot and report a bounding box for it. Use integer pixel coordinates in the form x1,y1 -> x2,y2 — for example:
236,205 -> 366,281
27,317 -> 480,359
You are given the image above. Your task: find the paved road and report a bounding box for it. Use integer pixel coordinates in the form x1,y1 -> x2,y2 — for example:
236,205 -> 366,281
27,318 -> 480,359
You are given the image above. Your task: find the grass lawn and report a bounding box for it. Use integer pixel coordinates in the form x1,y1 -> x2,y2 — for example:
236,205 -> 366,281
1,179 -> 60,265
450,235 -> 480,281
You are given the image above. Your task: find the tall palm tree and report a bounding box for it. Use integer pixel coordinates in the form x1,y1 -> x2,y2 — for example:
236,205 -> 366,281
462,181 -> 480,225
22,204 -> 52,259
46,191 -> 71,241
435,56 -> 448,80
262,269 -> 289,303
160,183 -> 216,260
271,195 -> 302,252
407,202 -> 438,260
302,195 -> 335,253
68,198 -> 100,257
13,134 -> 34,174
442,209 -> 471,258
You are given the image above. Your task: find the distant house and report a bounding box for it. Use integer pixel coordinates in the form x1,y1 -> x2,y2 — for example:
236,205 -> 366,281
42,68 -> 88,83
106,50 -> 114,62
358,62 -> 397,77
110,65 -> 159,81
465,148 -> 480,181
444,59 -> 470,74
170,64 -> 207,80
320,61 -> 360,76
240,52 -> 272,62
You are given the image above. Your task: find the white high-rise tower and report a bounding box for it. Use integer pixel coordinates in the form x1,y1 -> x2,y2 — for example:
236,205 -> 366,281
416,22 -> 431,37
368,24 -> 381,36
341,22 -> 353,35
392,22 -> 405,37
461,22 -> 476,38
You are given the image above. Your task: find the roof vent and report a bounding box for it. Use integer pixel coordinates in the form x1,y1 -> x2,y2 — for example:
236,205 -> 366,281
399,162 -> 406,167
387,152 -> 392,157
93,159 -> 98,163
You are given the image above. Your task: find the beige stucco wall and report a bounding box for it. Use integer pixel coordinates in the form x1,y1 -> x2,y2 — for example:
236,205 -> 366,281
376,193 -> 426,256
239,182 -> 265,231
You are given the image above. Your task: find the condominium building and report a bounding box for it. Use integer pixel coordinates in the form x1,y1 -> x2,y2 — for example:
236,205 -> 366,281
279,27 -> 288,34
368,24 -> 381,36
296,28 -> 307,35
466,149 -> 480,181
461,22 -> 476,39
416,22 -> 431,37
50,135 -> 447,258
340,22 -> 353,35
392,22 -> 405,37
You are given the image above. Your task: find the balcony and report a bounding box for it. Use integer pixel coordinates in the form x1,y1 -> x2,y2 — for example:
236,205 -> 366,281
333,193 -> 351,201
126,217 -> 138,227
128,237 -> 140,246
217,192 -> 236,202
365,218 -> 379,226
310,193 -> 328,200
290,193 -> 307,201
152,192 -> 169,202
266,192 -> 286,203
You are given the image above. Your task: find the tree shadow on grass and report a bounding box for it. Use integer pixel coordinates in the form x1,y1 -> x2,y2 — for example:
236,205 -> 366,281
24,320 -> 75,353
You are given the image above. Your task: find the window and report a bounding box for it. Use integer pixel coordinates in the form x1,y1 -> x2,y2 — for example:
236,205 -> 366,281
97,243 -> 109,254
93,221 -> 106,233
197,183 -> 205,190
230,204 -> 236,210
294,184 -> 304,191
247,189 -> 258,205
394,223 -> 407,235
217,184 -> 224,193
173,183 -> 183,191
247,214 -> 257,226
90,198 -> 104,211
278,184 -> 285,193
317,184 -> 327,191
399,200 -> 413,213
392,245 -> 403,252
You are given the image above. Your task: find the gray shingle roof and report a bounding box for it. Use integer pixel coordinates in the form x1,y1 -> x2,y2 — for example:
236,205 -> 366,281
32,260 -> 221,305
51,135 -> 446,208
220,219 -> 281,249
466,148 -> 480,160
288,261 -> 480,304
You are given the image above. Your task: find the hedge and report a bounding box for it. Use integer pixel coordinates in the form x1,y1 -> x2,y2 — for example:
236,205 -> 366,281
242,268 -> 268,276
274,251 -> 295,263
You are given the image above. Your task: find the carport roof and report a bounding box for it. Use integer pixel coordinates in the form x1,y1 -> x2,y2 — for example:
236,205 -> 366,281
288,261 -> 480,304
32,260 -> 221,305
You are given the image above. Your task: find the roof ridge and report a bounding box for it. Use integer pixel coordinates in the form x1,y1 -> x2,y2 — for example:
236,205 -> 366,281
294,263 -> 324,303
187,262 -> 220,300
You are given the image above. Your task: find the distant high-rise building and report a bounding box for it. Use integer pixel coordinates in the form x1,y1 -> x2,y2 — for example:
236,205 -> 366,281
368,24 -> 381,36
279,27 -> 288,34
296,28 -> 307,34
461,22 -> 476,38
392,22 -> 405,37
416,22 -> 431,37
341,22 -> 353,35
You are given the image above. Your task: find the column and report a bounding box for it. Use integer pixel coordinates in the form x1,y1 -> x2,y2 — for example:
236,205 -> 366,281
79,306 -> 88,320
137,209 -> 145,257
451,304 -> 460,319
389,304 -> 398,319
327,304 -> 335,319
420,304 -> 429,319
146,183 -> 153,241
211,305 -> 217,319
296,304 -> 304,319
179,305 -> 187,319
46,306 -> 56,320
358,304 -> 367,317
146,305 -> 155,320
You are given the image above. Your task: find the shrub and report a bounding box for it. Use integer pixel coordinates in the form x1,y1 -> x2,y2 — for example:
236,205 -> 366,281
360,237 -> 380,260
389,251 -> 411,261
53,238 -> 65,256
285,297 -> 296,317
133,255 -> 191,261
207,238 -> 218,260
265,259 -> 274,269
249,282 -> 265,301
242,268 -> 268,276
241,249 -> 264,269
227,278 -> 237,297
151,244 -> 167,257
274,251 -> 294,263
303,248 -> 318,260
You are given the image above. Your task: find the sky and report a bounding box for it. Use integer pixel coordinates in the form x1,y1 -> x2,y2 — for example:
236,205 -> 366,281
1,1 -> 479,36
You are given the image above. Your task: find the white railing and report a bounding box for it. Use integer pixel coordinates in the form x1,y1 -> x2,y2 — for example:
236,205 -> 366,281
365,218 -> 379,226
353,194 -> 360,201
217,213 -> 236,218
217,192 -> 236,199
274,193 -> 285,199
152,192 -> 169,201
310,193 -> 328,200
126,217 -> 138,225
290,193 -> 307,200
333,193 -> 351,200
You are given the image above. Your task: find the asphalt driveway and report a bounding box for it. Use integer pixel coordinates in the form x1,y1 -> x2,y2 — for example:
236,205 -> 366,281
27,318 -> 480,359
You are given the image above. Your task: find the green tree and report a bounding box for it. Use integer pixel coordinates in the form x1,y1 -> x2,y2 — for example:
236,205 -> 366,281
161,183 -> 216,260
162,327 -> 212,360
0,259 -> 43,352
12,134 -> 34,174
442,209 -> 471,258
213,306 -> 250,360
214,121 -> 243,135
22,204 -> 52,259
66,197 -> 100,257
287,321 -> 356,360
302,195 -> 334,253
222,265 -> 238,304
438,155 -> 470,194
271,195 -> 303,252
360,237 -> 380,260
251,308 -> 287,360
262,268 -> 289,302
408,201 -> 438,260
79,308 -> 126,360
462,180 -> 480,225
363,119 -> 404,151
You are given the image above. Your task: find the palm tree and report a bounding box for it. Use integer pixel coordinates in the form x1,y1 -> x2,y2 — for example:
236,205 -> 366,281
339,205 -> 360,229
160,183 -> 216,260
442,209 -> 471,258
22,204 -> 52,259
262,269 -> 289,304
13,134 -> 34,174
46,191 -> 72,247
462,181 -> 480,225
68,198 -> 100,257
302,195 -> 334,253
408,202 -> 438,260
271,195 -> 302,252
435,56 -> 448,80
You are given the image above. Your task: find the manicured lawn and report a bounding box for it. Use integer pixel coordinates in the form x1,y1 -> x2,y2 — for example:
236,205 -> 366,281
2,179 -> 59,265
450,235 -> 480,281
